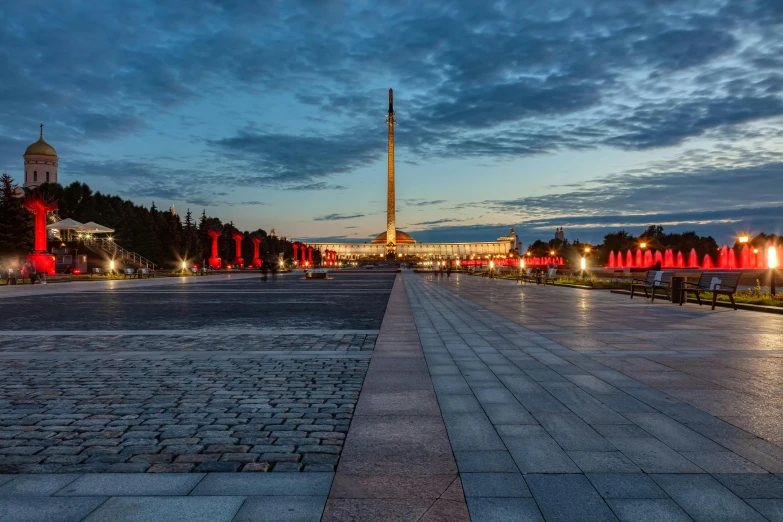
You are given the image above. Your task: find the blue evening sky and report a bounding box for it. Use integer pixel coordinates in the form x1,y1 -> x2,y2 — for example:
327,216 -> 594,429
1,0 -> 781,247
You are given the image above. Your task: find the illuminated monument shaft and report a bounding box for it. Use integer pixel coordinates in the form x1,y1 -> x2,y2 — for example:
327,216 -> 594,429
386,88 -> 397,255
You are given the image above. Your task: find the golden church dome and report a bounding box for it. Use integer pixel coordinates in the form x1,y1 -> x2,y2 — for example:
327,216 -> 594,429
371,230 -> 416,244
24,126 -> 57,157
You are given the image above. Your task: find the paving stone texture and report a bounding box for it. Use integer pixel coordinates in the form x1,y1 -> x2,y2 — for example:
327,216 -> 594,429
3,268 -> 783,520
0,333 -> 376,353
323,274 -> 469,521
407,271 -> 783,521
0,273 -> 392,475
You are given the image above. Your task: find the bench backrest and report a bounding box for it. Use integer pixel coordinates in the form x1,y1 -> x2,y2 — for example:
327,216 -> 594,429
92,268 -> 101,274
139,268 -> 149,274
645,270 -> 674,284
547,268 -> 557,278
697,271 -> 741,291
123,268 -> 135,275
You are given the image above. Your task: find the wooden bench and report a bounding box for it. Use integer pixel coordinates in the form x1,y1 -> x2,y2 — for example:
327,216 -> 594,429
543,268 -> 558,285
91,268 -> 102,277
680,271 -> 741,310
631,270 -> 674,301
138,268 -> 151,279
123,268 -> 136,278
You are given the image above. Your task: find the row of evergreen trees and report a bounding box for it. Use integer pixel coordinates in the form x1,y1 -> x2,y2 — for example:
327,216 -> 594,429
0,175 -> 314,269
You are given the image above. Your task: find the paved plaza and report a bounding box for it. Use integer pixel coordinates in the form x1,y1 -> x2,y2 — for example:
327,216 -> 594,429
2,271 -> 783,520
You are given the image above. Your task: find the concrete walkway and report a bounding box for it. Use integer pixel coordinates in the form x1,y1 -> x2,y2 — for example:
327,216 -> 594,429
405,272 -> 783,521
323,274 -> 469,521
0,472 -> 333,521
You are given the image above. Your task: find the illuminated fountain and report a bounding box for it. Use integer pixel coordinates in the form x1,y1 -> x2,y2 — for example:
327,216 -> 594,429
605,244 -> 780,270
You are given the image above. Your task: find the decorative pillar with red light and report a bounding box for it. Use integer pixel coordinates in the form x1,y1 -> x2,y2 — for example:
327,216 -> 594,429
232,232 -> 244,266
293,244 -> 299,265
251,237 -> 261,267
23,190 -> 57,275
308,246 -> 313,267
300,244 -> 307,266
207,230 -> 221,268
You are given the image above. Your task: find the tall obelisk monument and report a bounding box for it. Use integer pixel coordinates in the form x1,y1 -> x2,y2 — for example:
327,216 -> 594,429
386,88 -> 397,257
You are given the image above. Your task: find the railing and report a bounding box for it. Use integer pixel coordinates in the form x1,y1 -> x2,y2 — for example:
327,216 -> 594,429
83,237 -> 157,269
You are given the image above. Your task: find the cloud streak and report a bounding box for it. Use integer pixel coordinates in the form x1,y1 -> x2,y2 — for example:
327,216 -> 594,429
314,213 -> 365,221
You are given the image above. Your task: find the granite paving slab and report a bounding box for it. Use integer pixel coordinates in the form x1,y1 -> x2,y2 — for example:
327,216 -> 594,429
324,274 -> 469,521
405,271 -> 783,520
81,496 -> 245,522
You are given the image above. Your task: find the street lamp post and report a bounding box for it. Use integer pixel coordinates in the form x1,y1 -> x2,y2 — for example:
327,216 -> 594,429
769,246 -> 778,296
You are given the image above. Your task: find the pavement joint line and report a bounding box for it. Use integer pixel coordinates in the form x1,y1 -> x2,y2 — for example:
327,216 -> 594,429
0,351 -> 375,359
0,329 -> 380,336
70,290 -> 393,294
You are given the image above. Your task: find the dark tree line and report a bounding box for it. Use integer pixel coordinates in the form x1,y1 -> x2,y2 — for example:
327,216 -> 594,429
0,173 -> 33,256
525,225 -> 734,267
0,175 -> 310,268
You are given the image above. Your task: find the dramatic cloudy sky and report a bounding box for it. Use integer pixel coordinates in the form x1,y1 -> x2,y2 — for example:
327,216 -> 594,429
1,0 -> 781,246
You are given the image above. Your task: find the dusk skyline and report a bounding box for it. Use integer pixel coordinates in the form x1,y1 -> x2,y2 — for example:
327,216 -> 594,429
1,0 -> 781,246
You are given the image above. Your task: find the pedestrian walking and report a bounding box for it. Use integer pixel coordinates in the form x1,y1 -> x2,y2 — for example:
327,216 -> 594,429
261,262 -> 268,283
25,262 -> 38,284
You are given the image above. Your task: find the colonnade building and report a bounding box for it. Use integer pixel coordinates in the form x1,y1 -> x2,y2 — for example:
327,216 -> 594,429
306,228 -> 520,260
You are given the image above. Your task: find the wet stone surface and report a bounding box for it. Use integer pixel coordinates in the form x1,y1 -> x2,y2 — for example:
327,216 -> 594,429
0,355 -> 366,473
0,272 -> 394,473
0,333 -> 377,353
1,273 -> 394,331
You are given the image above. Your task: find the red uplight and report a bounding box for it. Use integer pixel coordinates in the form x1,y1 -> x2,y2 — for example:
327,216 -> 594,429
72,268 -> 82,275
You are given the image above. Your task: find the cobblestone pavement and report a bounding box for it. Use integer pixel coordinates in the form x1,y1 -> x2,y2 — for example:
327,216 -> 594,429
0,333 -> 377,353
1,272 -> 393,331
0,356 -> 366,474
408,272 -> 783,521
0,272 -> 393,480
